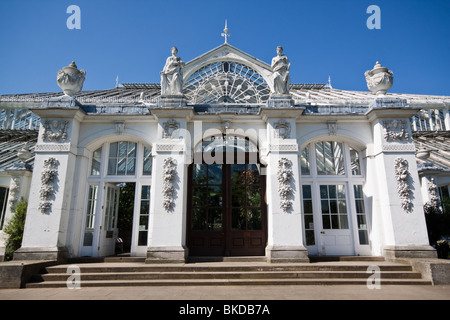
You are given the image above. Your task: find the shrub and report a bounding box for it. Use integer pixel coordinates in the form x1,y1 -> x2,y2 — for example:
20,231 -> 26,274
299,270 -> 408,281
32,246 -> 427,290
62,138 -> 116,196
3,199 -> 27,261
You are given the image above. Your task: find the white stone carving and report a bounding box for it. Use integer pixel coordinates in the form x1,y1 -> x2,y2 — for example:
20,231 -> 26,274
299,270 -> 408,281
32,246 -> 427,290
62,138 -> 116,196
269,144 -> 298,152
364,61 -> 393,95
115,121 -> 125,135
160,47 -> 185,96
381,144 -> 416,152
277,157 -> 294,212
424,178 -> 441,214
394,157 -> 413,212
155,143 -> 185,152
8,177 -> 21,209
57,61 -> 86,96
382,120 -> 409,141
39,157 -> 59,214
162,119 -> 180,139
35,144 -> 71,152
274,120 -> 290,139
162,157 -> 177,212
327,121 -> 337,135
271,46 -> 290,96
42,120 -> 70,142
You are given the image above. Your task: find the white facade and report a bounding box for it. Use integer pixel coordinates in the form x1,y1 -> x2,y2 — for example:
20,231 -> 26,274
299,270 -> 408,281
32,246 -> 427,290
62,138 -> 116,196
1,43 -> 449,263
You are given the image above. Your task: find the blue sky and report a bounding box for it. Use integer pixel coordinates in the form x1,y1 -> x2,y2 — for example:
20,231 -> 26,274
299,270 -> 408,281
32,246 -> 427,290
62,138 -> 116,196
0,0 -> 449,95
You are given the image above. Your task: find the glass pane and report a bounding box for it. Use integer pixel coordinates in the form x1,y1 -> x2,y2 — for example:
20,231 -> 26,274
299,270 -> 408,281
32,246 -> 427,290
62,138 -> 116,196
330,200 -> 338,213
359,230 -> 369,245
329,185 -> 337,199
232,208 -> 246,230
321,200 -> 329,213
193,164 -> 207,184
126,158 -> 135,175
127,142 -> 136,158
83,231 -> 94,246
141,185 -> 151,200
339,215 -> 349,229
230,164 -> 246,184
357,214 -> 367,229
208,164 -> 222,184
232,187 -> 246,207
208,186 -> 223,207
355,199 -> 365,213
304,214 -> 314,228
338,184 -> 346,199
91,148 -> 102,176
302,185 -> 312,199
300,147 -> 310,175
143,147 -> 152,176
140,200 -> 149,215
305,230 -> 315,246
246,164 -> 259,184
117,158 -> 126,175
303,200 -> 313,213
107,158 -> 117,175
247,186 -> 261,207
350,147 -> 361,175
139,215 -> 148,230
192,186 -> 207,207
109,142 -> 118,158
315,142 -> 325,175
322,215 -> 331,229
208,208 -> 222,230
118,142 -> 127,157
247,208 -> 262,230
192,208 -> 207,230
354,185 -> 363,199
320,185 -> 328,199
138,231 -> 148,246
338,200 -> 347,213
331,215 -> 339,229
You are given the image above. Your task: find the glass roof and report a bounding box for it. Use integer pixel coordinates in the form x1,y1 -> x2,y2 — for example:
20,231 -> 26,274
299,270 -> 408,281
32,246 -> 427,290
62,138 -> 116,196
184,61 -> 270,105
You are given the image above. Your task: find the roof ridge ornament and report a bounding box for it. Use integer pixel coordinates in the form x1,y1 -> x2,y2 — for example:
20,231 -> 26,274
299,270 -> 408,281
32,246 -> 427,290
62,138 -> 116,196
221,19 -> 230,44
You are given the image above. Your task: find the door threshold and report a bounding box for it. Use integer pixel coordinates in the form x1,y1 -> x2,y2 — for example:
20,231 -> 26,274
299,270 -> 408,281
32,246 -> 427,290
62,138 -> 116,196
188,256 -> 267,263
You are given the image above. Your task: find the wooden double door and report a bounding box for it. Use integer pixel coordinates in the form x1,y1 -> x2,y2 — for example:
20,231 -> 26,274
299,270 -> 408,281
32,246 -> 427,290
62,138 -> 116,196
187,157 -> 267,256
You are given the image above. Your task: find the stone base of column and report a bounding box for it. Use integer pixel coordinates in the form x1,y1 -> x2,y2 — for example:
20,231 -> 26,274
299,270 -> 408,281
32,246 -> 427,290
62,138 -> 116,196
13,246 -> 68,263
145,246 -> 188,264
265,245 -> 310,263
159,95 -> 187,108
267,94 -> 295,108
383,245 -> 437,260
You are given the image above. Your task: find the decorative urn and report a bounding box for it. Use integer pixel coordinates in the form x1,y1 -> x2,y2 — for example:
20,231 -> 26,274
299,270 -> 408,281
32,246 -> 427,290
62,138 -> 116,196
364,61 -> 393,95
57,61 -> 86,96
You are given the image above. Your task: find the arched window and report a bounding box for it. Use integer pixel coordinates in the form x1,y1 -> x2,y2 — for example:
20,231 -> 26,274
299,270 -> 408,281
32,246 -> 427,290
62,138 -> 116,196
184,61 -> 271,104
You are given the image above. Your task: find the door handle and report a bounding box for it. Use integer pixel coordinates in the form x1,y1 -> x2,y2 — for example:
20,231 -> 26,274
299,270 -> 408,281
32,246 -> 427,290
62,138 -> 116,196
320,231 -> 325,234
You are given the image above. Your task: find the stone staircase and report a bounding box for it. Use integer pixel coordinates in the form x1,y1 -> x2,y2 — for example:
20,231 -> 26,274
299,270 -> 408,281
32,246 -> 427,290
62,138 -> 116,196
25,256 -> 432,288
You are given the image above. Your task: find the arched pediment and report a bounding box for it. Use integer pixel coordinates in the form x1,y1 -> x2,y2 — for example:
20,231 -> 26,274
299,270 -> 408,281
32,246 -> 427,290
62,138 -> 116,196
182,44 -> 273,104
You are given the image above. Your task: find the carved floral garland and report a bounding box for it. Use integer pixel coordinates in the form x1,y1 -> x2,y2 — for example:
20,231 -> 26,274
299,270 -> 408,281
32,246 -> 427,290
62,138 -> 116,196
277,157 -> 294,212
394,157 -> 412,212
39,157 -> 59,214
162,157 -> 177,212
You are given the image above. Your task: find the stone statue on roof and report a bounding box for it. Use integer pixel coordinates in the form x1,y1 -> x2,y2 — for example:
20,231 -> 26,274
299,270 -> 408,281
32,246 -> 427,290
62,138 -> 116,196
161,47 -> 185,96
271,46 -> 290,95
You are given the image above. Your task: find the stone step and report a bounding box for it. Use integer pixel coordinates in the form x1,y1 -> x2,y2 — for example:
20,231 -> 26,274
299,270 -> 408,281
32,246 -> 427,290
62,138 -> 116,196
26,277 -> 432,288
26,257 -> 432,288
32,270 -> 423,282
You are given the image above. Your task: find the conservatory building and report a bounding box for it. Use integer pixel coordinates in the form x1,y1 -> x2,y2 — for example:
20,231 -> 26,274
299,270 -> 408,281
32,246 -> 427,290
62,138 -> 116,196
0,41 -> 449,263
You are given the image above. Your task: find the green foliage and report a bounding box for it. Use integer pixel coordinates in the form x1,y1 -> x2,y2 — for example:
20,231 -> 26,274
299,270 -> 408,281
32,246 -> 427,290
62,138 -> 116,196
3,199 -> 27,261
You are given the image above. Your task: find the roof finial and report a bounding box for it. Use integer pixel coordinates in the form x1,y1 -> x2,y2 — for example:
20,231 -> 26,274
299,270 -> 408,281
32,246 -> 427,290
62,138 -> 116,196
115,75 -> 119,88
221,19 -> 230,44
325,75 -> 333,89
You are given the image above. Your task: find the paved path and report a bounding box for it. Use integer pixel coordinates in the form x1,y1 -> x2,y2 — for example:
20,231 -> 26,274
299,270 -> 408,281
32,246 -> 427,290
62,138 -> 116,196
1,284 -> 449,300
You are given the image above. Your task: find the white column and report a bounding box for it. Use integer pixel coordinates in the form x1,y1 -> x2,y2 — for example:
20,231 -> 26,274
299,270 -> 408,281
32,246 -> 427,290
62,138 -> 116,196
264,117 -> 309,263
